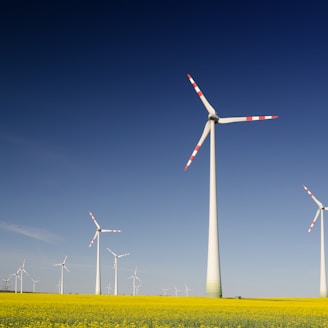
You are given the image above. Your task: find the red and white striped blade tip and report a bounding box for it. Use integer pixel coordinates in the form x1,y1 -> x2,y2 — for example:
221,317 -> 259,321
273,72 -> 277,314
307,209 -> 320,233
302,184 -> 323,207
246,115 -> 279,120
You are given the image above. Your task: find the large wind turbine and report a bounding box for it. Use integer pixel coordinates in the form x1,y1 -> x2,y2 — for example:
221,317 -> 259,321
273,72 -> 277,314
185,74 -> 278,297
18,259 -> 30,293
303,184 -> 328,297
54,256 -> 70,295
88,211 -> 121,295
107,248 -> 130,295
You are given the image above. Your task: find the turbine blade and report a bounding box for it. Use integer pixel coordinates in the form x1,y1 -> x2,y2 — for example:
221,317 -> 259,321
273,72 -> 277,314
88,231 -> 98,248
118,253 -> 130,258
308,209 -> 321,233
63,256 -> 68,264
101,229 -> 122,233
187,74 -> 217,115
303,185 -> 324,208
23,269 -> 30,278
184,121 -> 211,171
89,211 -> 100,229
64,265 -> 70,273
219,115 -> 279,124
107,248 -> 117,256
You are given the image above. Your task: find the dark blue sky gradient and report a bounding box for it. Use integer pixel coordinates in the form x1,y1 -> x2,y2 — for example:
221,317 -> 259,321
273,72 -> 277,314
1,1 -> 328,296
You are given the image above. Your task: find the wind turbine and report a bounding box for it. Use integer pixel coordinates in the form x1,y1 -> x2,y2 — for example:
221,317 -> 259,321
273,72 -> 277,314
2,276 -> 11,291
54,256 -> 70,295
11,269 -> 20,293
162,287 -> 169,296
88,211 -> 121,295
105,282 -> 112,295
184,284 -> 191,296
107,248 -> 130,295
174,286 -> 181,297
30,278 -> 39,293
18,259 -> 30,293
184,74 -> 278,297
303,184 -> 328,297
128,266 -> 142,296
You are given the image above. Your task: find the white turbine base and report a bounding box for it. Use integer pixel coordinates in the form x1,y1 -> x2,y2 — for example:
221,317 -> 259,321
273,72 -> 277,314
206,280 -> 222,298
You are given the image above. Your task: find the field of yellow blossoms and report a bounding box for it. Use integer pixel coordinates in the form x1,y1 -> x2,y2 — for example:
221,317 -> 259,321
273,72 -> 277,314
0,293 -> 328,327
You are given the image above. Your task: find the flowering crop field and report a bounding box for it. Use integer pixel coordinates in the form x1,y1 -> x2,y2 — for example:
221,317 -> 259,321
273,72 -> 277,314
0,293 -> 328,327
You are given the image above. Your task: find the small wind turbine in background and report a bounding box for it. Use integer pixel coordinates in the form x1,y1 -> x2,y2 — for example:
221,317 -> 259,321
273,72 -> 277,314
162,287 -> 169,296
107,248 -> 130,296
2,276 -> 11,291
303,184 -> 328,297
54,256 -> 70,295
184,74 -> 278,297
30,278 -> 40,293
128,266 -> 142,296
184,284 -> 191,296
174,286 -> 181,297
88,211 -> 121,295
105,282 -> 112,295
56,280 -> 61,293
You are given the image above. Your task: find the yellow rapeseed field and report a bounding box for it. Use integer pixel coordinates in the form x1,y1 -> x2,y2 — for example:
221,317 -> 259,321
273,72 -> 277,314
0,293 -> 327,327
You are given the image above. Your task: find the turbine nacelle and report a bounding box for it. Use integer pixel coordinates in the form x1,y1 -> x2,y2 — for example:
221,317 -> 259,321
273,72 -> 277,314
209,114 -> 219,123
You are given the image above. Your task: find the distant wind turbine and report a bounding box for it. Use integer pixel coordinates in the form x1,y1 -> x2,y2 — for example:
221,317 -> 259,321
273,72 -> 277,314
303,184 -> 328,297
2,276 -> 11,291
184,284 -> 191,296
30,278 -> 40,293
56,280 -> 61,293
88,211 -> 121,295
162,287 -> 169,296
54,256 -> 70,295
174,286 -> 181,296
105,283 -> 112,295
184,74 -> 278,297
107,248 -> 130,296
128,266 -> 142,296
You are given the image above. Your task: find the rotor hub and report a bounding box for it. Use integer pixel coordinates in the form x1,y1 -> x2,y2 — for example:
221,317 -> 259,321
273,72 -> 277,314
209,114 -> 219,123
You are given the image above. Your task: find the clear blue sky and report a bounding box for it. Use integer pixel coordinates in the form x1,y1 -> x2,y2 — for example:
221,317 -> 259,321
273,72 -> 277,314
1,1 -> 328,297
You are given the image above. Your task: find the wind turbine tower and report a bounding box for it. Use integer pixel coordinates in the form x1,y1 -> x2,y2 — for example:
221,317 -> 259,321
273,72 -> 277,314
88,211 -> 121,295
54,256 -> 70,295
303,184 -> 328,297
11,270 -> 20,293
184,74 -> 278,297
107,248 -> 130,295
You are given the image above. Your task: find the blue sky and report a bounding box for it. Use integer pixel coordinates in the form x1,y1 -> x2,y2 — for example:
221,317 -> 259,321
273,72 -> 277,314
1,1 -> 328,297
